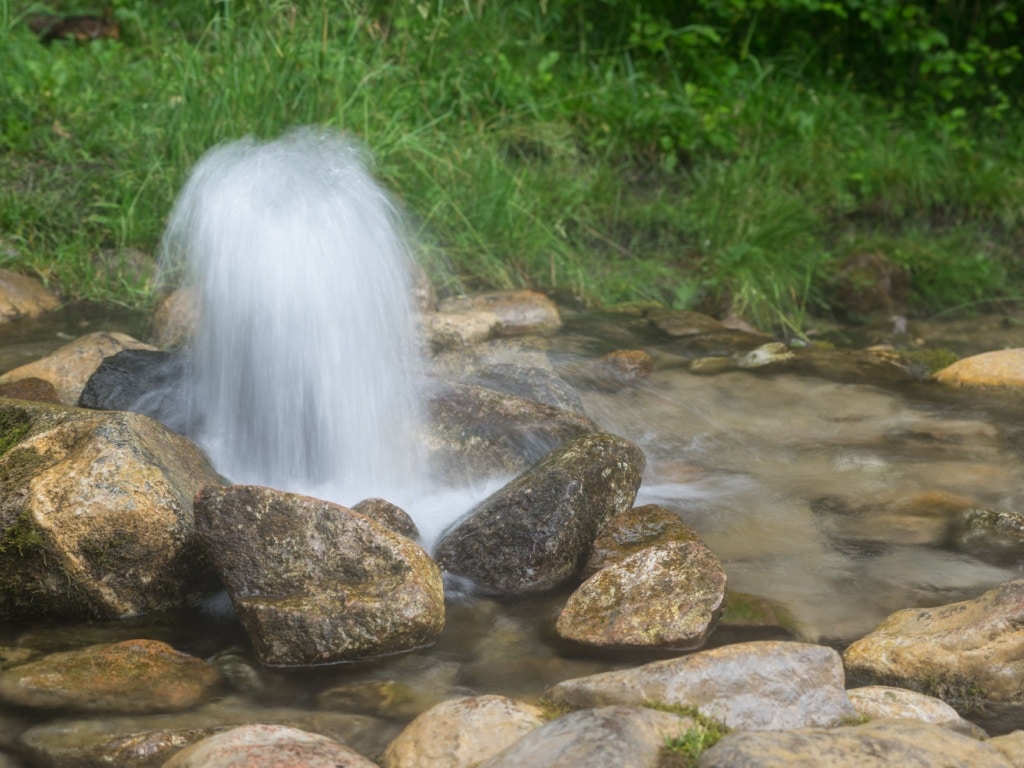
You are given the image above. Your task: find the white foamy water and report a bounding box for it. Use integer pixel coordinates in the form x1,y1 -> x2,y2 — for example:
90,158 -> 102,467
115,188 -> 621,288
160,128 -> 428,507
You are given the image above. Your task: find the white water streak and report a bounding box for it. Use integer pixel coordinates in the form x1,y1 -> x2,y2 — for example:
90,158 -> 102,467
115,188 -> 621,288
161,128 -> 426,505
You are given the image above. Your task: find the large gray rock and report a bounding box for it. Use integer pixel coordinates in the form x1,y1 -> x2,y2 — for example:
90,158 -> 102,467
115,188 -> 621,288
381,695 -> 545,768
162,724 -> 376,768
0,400 -> 222,619
426,382 -> 597,482
480,706 -> 692,768
193,485 -> 445,666
0,640 -> 219,714
547,641 -> 858,730
698,719 -> 1011,768
19,695 -> 393,768
556,539 -> 726,649
843,579 -> 1024,714
435,432 -> 645,594
0,332 -> 155,406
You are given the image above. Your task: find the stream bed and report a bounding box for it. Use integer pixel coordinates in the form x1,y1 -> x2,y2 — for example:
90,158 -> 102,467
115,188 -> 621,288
0,304 -> 1022,758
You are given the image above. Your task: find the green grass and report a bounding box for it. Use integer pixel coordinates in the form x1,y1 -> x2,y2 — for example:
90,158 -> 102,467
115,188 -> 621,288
2,0 -> 1024,331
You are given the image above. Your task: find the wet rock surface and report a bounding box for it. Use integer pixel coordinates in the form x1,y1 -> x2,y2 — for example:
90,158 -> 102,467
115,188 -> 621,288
425,381 -> 597,482
584,503 -> 701,576
193,485 -> 445,666
435,432 -> 645,594
557,539 -> 727,649
0,400 -> 222,619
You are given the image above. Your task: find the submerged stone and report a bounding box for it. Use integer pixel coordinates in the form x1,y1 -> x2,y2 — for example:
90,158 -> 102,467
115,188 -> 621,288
193,485 -> 445,666
435,432 -> 645,594
0,639 -> 220,714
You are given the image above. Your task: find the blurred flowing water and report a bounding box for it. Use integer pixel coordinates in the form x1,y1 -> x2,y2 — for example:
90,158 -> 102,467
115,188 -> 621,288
158,128 -> 428,507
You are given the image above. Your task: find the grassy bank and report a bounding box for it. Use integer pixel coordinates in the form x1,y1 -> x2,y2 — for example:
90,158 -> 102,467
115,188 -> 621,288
2,1 -> 1023,333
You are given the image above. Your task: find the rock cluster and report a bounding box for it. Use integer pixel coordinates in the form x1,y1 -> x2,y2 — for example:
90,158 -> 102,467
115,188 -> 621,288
0,290 -> 1022,765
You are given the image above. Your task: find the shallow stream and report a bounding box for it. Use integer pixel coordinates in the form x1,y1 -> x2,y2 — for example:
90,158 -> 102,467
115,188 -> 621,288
0,304 -> 1022,754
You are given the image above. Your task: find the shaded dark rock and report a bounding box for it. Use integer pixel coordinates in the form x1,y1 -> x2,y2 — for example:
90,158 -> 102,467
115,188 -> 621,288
0,332 -> 155,406
78,349 -> 186,425
426,382 -> 598,482
435,432 -> 645,595
945,507 -> 1024,566
193,485 -> 444,666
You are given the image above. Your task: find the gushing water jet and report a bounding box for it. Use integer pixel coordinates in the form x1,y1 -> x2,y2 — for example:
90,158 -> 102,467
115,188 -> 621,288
159,128 -> 426,506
